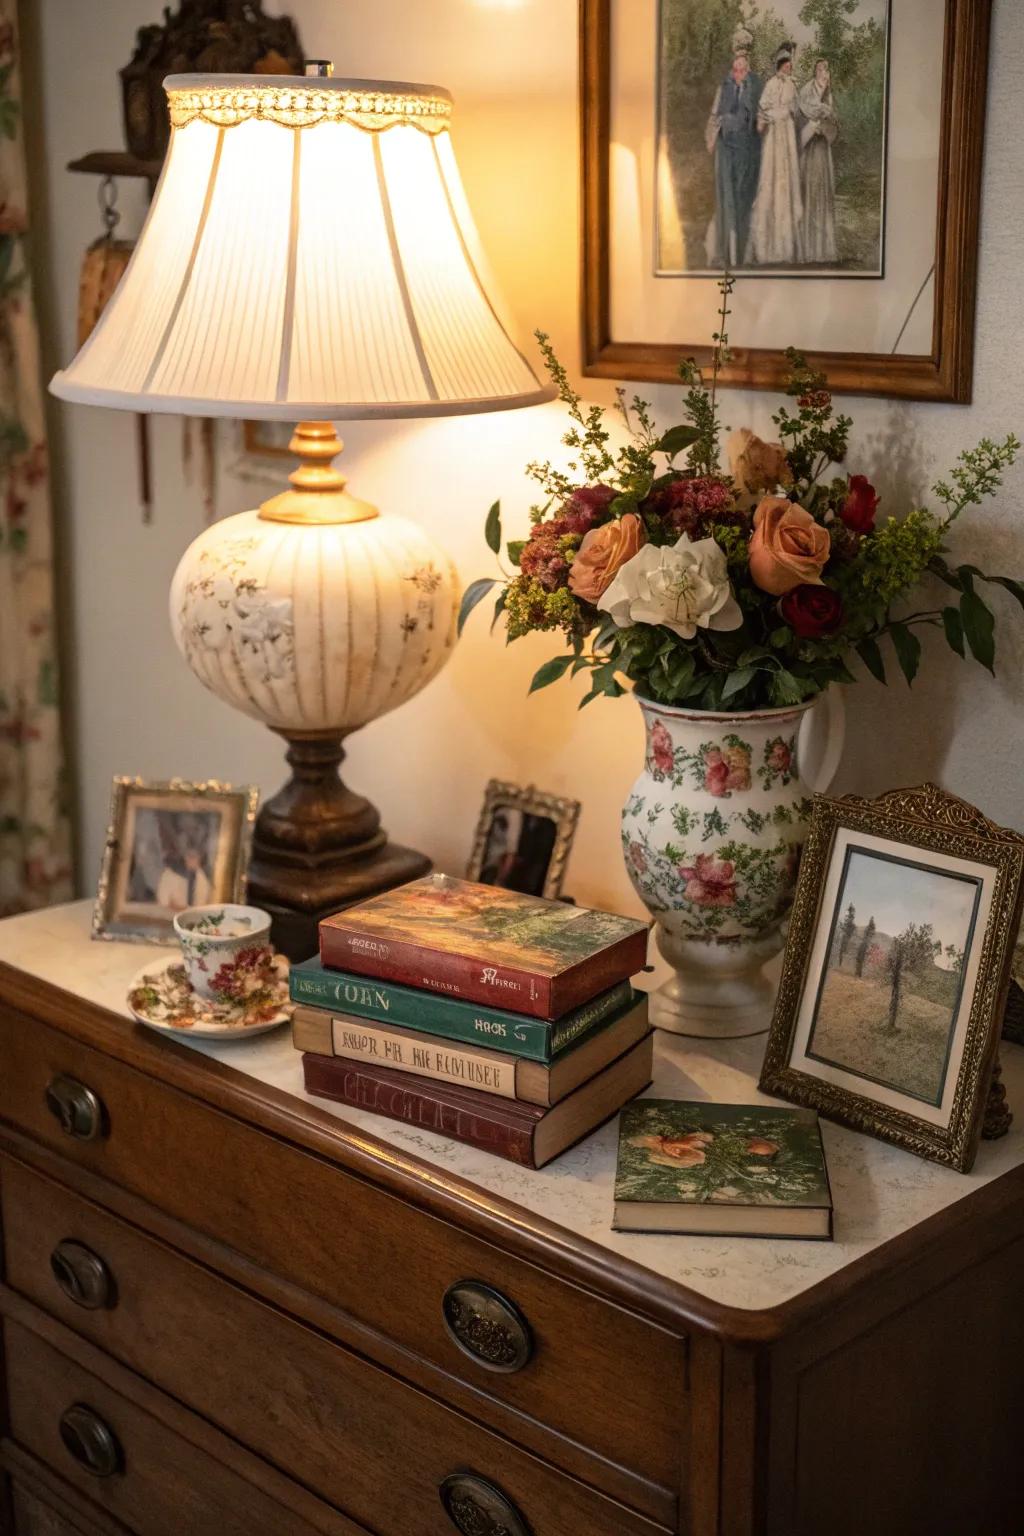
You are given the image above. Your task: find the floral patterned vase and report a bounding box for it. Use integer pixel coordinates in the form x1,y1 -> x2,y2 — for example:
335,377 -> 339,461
622,694 -> 844,1038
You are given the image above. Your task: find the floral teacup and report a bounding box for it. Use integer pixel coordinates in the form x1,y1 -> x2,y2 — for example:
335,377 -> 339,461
172,904 -> 273,1003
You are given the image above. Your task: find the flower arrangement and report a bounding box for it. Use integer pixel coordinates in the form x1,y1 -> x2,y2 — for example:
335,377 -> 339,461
461,278 -> 1020,712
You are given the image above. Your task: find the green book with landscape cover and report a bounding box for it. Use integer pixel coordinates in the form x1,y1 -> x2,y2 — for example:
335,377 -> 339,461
290,956 -> 637,1062
613,1101 -> 833,1240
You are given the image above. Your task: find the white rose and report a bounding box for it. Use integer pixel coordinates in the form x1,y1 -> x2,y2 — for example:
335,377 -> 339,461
598,534 -> 742,640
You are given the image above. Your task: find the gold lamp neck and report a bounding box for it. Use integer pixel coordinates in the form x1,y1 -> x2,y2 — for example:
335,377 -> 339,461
258,422 -> 380,526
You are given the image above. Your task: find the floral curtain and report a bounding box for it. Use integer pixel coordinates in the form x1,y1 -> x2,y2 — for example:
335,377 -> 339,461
0,3 -> 72,914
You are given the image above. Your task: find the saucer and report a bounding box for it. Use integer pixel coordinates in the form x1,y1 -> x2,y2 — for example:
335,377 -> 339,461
127,952 -> 292,1040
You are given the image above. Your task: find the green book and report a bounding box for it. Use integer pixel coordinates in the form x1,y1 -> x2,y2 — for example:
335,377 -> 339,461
613,1101 -> 833,1240
289,956 -> 637,1063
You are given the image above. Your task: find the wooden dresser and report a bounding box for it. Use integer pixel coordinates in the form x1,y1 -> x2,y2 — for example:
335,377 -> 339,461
1,903 -> 1022,1536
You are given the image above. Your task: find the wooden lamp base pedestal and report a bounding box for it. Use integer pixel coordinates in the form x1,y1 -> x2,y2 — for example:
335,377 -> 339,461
246,729 -> 430,961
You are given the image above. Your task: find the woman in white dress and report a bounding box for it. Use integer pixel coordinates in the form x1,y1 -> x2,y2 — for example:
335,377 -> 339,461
747,44 -> 803,266
799,59 -> 839,263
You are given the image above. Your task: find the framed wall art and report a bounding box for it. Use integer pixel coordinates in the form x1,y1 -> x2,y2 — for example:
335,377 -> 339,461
581,0 -> 992,401
759,784 -> 1024,1172
94,777 -> 259,944
466,780 -> 581,900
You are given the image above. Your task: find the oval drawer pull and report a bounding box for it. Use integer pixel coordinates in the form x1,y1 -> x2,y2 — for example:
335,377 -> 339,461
440,1472 -> 531,1536
442,1280 -> 533,1374
59,1404 -> 122,1479
51,1240 -> 116,1310
45,1076 -> 106,1141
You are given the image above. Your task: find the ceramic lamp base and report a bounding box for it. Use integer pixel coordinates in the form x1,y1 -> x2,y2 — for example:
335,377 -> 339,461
649,928 -> 781,1039
245,729 -> 430,961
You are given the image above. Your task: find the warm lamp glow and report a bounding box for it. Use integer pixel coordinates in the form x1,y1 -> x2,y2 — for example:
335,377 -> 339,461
51,74 -> 552,420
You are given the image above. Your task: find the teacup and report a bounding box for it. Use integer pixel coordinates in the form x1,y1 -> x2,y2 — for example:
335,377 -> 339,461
173,903 -> 273,1002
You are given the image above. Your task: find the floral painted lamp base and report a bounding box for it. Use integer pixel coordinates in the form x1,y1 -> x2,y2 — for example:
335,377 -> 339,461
623,693 -> 845,1039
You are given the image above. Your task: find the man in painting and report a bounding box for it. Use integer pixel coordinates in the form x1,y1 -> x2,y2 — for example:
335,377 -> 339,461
798,58 -> 840,263
748,43 -> 804,266
153,813 -> 214,912
704,48 -> 763,269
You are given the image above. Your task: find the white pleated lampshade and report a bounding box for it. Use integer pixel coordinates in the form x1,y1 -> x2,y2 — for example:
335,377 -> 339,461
51,74 -> 553,419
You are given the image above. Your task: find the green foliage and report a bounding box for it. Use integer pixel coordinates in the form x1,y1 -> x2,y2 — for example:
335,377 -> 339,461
772,351 -> 852,485
484,501 -> 502,554
458,578 -> 498,637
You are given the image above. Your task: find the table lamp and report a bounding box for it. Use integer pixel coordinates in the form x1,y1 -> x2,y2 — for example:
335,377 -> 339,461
52,66 -> 554,957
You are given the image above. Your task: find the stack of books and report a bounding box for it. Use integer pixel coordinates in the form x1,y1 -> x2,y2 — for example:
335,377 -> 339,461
290,873 -> 653,1168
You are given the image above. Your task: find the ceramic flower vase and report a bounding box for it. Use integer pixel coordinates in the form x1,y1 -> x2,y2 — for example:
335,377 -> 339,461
622,692 -> 845,1038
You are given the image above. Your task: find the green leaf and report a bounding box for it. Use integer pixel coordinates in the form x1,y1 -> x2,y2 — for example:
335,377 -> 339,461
770,669 -> 804,706
506,539 -> 526,567
489,590 -> 507,634
721,666 -> 757,702
484,501 -> 502,554
655,425 -> 700,460
989,575 -> 1024,610
529,655 -> 574,693
960,589 -> 996,672
856,636 -> 886,684
889,623 -> 922,685
942,606 -> 965,657
608,492 -> 638,518
457,578 -> 498,636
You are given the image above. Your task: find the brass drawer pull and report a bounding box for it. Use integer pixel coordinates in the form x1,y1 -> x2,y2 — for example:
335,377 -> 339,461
59,1404 -> 122,1479
45,1075 -> 106,1141
442,1280 -> 533,1374
440,1472 -> 531,1536
51,1240 -> 116,1310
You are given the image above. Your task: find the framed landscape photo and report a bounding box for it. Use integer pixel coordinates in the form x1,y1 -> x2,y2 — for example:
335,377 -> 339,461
94,778 -> 259,944
760,785 -> 1024,1172
466,780 -> 581,900
581,0 -> 992,400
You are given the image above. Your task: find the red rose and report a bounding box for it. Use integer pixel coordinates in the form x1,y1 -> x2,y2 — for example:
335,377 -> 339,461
780,584 -> 844,639
840,475 -> 879,534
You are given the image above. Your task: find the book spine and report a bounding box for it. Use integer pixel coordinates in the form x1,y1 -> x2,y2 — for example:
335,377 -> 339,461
290,968 -> 554,1059
311,1015 -> 521,1100
548,979 -> 634,1054
302,1056 -> 537,1166
318,928 -> 555,1020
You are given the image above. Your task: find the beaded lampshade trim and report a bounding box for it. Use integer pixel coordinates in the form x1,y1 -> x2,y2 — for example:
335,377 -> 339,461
166,84 -> 453,134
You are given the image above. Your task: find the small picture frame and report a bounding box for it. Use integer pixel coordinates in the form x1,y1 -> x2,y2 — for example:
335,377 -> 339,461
94,778 -> 259,944
467,780 -> 581,901
760,784 -> 1024,1172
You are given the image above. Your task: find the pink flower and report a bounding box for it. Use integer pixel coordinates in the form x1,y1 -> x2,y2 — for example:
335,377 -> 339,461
768,738 -> 792,774
703,748 -> 730,798
746,1138 -> 779,1158
679,853 -> 737,908
650,719 -> 674,775
628,842 -> 648,875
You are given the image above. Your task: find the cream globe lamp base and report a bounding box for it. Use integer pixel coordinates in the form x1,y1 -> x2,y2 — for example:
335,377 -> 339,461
169,423 -> 459,958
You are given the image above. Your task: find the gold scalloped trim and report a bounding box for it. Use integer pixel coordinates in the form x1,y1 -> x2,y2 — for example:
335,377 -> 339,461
167,85 -> 452,133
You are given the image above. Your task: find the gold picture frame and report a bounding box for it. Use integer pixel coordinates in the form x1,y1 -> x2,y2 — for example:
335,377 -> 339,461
759,784 -> 1024,1172
466,780 -> 581,901
93,777 -> 260,945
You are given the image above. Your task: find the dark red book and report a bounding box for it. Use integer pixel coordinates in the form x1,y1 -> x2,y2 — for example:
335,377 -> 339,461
302,1031 -> 654,1168
319,874 -> 649,1021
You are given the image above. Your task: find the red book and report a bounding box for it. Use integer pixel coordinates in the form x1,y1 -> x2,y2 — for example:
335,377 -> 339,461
302,1031 -> 654,1169
319,874 -> 650,1021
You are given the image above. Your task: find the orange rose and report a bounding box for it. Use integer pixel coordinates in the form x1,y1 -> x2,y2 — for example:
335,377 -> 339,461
727,428 -> 793,499
748,497 -> 830,595
568,512 -> 645,602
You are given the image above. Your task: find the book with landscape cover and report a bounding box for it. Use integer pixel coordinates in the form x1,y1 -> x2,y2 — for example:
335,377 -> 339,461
318,874 -> 649,1021
613,1101 -> 833,1240
290,956 -> 635,1062
302,1031 -> 654,1168
293,992 -> 650,1108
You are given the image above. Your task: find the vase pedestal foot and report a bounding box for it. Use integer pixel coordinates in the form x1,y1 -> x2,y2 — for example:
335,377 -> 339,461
650,928 -> 782,1040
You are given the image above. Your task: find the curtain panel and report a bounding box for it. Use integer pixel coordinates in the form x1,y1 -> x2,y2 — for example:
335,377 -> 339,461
0,0 -> 71,913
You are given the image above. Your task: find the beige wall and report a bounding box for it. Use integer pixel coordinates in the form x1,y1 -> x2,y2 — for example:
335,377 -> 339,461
29,0 -> 1024,921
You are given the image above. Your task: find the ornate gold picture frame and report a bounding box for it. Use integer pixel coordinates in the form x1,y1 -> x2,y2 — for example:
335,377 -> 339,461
760,784 -> 1024,1172
467,780 -> 581,901
94,778 -> 259,945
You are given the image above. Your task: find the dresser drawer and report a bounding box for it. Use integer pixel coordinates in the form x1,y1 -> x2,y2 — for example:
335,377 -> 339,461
0,1009 -> 684,1489
3,1323 -> 333,1536
1,1161 -> 669,1536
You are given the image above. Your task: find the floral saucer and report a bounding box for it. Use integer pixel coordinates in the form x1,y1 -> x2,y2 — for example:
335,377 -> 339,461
127,952 -> 292,1040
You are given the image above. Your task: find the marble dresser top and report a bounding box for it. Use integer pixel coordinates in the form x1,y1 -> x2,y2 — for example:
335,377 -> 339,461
1,900 -> 1022,1315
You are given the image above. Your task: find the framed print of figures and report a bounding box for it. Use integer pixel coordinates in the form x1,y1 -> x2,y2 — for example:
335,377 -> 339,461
94,778 -> 259,943
760,785 -> 1024,1172
581,0 -> 992,400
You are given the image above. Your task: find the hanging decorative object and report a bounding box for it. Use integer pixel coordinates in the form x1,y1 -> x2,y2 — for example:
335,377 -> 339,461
76,178 -> 134,347
120,0 -> 303,162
